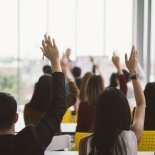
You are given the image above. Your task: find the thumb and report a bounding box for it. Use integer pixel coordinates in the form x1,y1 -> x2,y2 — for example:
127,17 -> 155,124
125,53 -> 128,64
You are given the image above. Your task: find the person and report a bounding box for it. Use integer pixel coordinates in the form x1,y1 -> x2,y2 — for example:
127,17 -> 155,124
42,64 -> 52,75
79,46 -> 146,155
24,56 -> 78,126
144,82 -> 155,130
76,73 -> 104,132
72,66 -> 82,89
0,34 -> 66,155
111,54 -> 129,96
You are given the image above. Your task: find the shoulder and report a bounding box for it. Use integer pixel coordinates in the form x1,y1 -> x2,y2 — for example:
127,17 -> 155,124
79,134 -> 93,155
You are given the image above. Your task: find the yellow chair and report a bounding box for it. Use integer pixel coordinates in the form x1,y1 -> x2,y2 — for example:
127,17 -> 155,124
138,131 -> 155,151
72,132 -> 91,151
62,109 -> 72,123
62,109 -> 77,123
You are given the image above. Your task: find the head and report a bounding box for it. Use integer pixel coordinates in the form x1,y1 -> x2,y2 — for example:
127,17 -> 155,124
72,66 -> 81,78
86,75 -> 104,105
122,69 -> 131,83
29,75 -> 52,112
109,73 -> 119,87
65,48 -> 71,58
90,87 -> 131,155
0,92 -> 18,132
79,72 -> 94,101
42,65 -> 52,75
144,82 -> 155,107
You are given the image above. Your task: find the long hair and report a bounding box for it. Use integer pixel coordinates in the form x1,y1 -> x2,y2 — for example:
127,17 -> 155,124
86,75 -> 104,105
144,82 -> 155,107
89,87 -> 131,155
79,72 -> 94,101
29,75 -> 52,112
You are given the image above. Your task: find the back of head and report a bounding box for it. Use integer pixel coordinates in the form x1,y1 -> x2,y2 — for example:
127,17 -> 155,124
72,66 -> 81,78
43,65 -> 52,75
79,72 -> 94,101
109,73 -> 118,87
144,82 -> 155,108
86,75 -> 104,105
0,92 -> 17,130
90,87 -> 131,154
122,69 -> 131,83
29,75 -> 52,112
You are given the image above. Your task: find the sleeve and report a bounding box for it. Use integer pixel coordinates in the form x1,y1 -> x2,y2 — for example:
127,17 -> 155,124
66,81 -> 79,108
23,104 -> 31,126
33,72 -> 67,150
118,74 -> 127,96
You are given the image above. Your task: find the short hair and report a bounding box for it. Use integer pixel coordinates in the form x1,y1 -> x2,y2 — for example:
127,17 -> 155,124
72,66 -> 81,77
43,65 -> 52,74
0,92 -> 17,130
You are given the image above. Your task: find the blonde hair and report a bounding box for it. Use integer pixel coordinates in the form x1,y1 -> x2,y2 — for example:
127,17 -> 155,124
86,75 -> 104,105
79,72 -> 94,101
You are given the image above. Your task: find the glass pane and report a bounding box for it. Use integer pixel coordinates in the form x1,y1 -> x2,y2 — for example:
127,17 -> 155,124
77,0 -> 104,56
105,0 -> 133,60
49,0 -> 76,59
0,0 -> 18,99
150,0 -> 155,81
19,0 -> 47,105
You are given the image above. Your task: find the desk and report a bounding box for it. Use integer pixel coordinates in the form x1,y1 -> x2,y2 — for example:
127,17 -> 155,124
138,152 -> 155,155
45,151 -> 78,155
61,123 -> 77,134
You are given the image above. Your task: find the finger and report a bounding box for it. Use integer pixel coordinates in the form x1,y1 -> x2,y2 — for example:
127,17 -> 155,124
44,33 -> 48,42
53,38 -> 56,47
48,36 -> 53,46
40,47 -> 45,53
40,47 -> 45,60
42,40 -> 46,49
125,53 -> 128,64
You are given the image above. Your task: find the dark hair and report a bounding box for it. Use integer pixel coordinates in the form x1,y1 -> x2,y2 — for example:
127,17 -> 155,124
29,75 -> 52,112
122,69 -> 131,83
109,69 -> 130,88
144,82 -> 155,107
86,75 -> 104,105
72,66 -> 81,78
0,92 -> 17,130
90,87 -> 131,155
109,73 -> 118,87
43,65 -> 52,74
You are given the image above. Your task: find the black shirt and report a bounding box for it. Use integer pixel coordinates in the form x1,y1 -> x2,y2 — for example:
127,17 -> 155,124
0,72 -> 66,155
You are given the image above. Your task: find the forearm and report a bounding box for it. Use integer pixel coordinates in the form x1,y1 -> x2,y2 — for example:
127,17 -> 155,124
132,79 -> 145,106
116,66 -> 123,75
51,60 -> 62,72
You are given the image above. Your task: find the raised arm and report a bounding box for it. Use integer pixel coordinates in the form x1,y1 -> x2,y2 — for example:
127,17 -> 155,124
125,46 -> 146,144
112,54 -> 127,95
34,34 -> 67,148
61,57 -> 79,108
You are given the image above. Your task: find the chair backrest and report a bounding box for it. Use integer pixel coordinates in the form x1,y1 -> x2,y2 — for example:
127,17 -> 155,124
138,131 -> 155,151
73,132 -> 91,151
62,109 -> 72,123
62,109 -> 77,123
46,134 -> 72,151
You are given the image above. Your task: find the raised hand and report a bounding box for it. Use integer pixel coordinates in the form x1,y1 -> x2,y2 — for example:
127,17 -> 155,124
125,45 -> 138,75
112,54 -> 120,68
40,34 -> 60,63
40,34 -> 61,72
